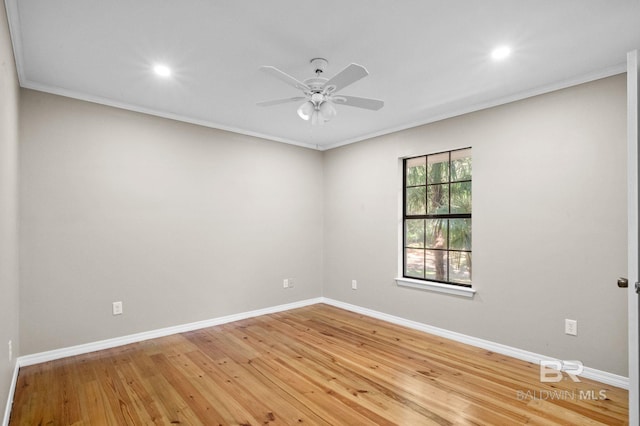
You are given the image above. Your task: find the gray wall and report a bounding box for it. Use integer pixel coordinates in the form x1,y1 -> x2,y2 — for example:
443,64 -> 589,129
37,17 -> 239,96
323,75 -> 629,376
0,2 -> 19,417
19,90 -> 324,354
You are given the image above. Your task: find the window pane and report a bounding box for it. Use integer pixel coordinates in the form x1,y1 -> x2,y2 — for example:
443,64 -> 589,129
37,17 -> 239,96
406,156 -> 426,186
450,181 -> 471,214
427,184 -> 449,214
425,219 -> 448,249
403,148 -> 471,286
425,250 -> 448,281
449,252 -> 471,285
405,249 -> 425,278
405,219 -> 425,248
406,186 -> 426,215
427,152 -> 449,184
449,219 -> 471,251
451,148 -> 472,182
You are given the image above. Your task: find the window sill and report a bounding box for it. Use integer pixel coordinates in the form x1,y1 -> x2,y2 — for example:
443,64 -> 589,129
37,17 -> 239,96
395,277 -> 476,298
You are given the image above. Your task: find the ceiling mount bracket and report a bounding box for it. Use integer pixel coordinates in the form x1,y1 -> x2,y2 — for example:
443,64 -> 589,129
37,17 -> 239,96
310,58 -> 328,75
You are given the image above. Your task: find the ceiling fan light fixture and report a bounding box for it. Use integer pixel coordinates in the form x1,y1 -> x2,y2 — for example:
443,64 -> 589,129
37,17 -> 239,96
311,110 -> 323,126
297,101 -> 315,120
319,101 -> 336,121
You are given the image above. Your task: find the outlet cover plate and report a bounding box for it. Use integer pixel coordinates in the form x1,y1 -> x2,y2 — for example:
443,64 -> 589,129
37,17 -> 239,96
565,319 -> 577,336
112,301 -> 123,315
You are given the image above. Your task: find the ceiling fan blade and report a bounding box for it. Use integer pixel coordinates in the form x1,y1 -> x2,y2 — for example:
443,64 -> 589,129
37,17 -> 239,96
259,66 -> 310,92
256,96 -> 306,107
324,63 -> 369,93
332,95 -> 384,111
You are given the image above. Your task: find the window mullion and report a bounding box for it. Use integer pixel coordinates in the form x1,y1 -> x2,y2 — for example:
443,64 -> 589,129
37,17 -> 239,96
447,151 -> 451,283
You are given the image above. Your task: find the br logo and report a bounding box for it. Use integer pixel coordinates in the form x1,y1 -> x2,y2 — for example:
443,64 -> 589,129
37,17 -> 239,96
539,360 -> 583,383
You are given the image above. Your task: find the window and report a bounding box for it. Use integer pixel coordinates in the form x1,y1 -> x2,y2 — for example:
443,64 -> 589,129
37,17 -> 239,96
403,148 -> 472,287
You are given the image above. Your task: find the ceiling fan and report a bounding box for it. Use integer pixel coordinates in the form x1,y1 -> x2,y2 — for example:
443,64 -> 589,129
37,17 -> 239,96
257,58 -> 384,125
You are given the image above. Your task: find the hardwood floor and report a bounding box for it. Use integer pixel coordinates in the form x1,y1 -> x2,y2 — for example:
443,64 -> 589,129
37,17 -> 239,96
9,304 -> 628,425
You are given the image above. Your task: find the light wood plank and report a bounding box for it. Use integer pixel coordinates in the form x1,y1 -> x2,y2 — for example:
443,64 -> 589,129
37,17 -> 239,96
9,304 -> 629,425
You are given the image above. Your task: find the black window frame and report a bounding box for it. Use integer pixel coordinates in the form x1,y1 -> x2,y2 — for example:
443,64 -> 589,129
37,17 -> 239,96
402,147 -> 472,287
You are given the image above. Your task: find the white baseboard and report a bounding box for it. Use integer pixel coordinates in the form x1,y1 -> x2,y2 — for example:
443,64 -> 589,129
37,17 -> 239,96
320,298 -> 629,390
18,297 -> 323,367
2,360 -> 20,426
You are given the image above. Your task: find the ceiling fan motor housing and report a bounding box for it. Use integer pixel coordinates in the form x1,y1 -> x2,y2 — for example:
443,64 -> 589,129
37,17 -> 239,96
304,77 -> 328,92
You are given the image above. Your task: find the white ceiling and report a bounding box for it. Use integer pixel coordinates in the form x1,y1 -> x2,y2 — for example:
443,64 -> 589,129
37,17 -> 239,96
5,0 -> 640,150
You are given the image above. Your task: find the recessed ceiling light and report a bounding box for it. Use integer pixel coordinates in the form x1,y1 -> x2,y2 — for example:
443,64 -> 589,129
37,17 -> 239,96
491,46 -> 511,61
153,64 -> 172,77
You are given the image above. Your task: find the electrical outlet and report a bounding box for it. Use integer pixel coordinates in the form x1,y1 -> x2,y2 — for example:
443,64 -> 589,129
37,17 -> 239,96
112,301 -> 123,316
565,319 -> 577,336
352,279 -> 357,290
8,340 -> 12,362
283,279 -> 294,289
